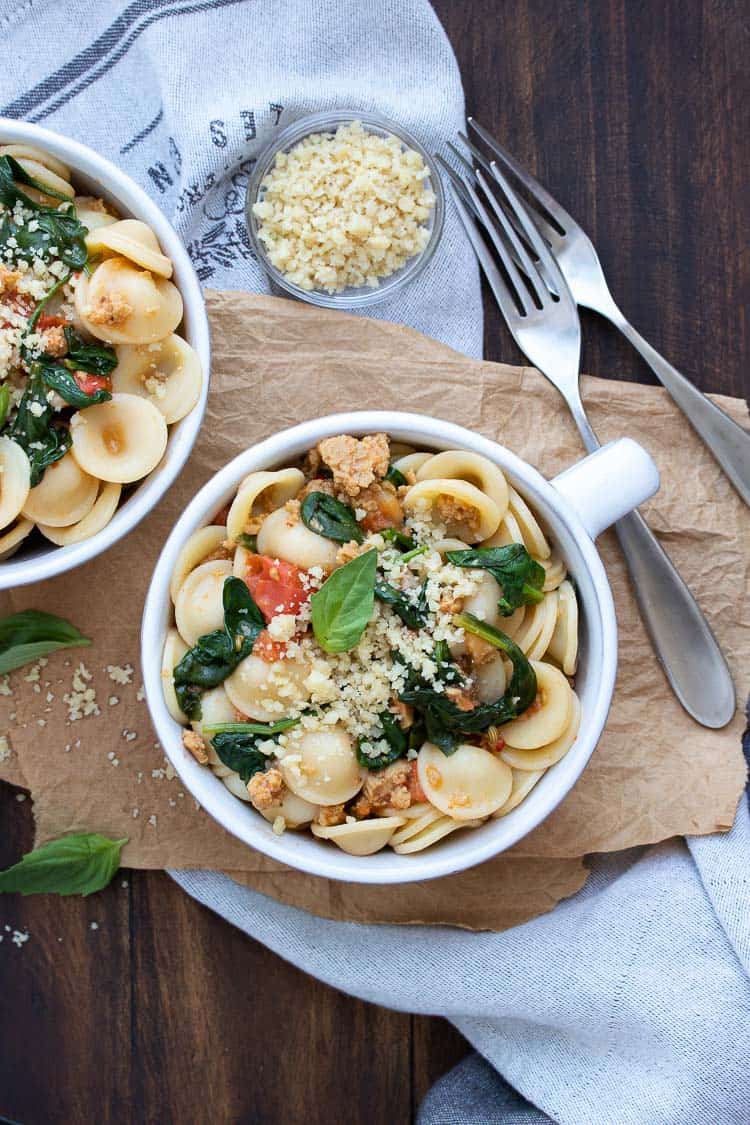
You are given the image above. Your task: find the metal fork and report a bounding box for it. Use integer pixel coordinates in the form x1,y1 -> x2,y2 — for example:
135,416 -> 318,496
464,118 -> 750,508
437,153 -> 736,729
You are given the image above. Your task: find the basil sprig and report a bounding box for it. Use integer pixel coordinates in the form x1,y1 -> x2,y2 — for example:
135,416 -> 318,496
356,710 -> 409,770
209,718 -> 300,782
173,577 -> 265,720
0,833 -> 127,897
310,549 -> 377,653
0,609 -> 91,674
301,491 -> 364,544
446,544 -> 545,616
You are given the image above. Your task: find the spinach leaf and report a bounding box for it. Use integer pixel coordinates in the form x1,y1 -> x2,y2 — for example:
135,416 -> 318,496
235,533 -> 257,550
210,718 -> 300,782
398,617 -> 537,755
380,527 -> 416,551
62,328 -> 117,376
6,369 -> 71,485
0,156 -> 88,270
310,549 -> 377,653
356,710 -> 409,770
173,577 -> 265,720
446,544 -> 545,615
301,491 -> 364,544
384,464 -> 407,487
374,579 -> 429,629
0,832 -> 127,897
0,384 -> 9,429
0,609 -> 91,674
34,357 -> 111,408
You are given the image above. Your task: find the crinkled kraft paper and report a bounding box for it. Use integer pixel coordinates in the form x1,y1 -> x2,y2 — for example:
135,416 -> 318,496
1,291 -> 747,930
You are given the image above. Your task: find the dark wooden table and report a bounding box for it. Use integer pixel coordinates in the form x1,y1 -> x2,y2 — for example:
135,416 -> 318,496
1,2 -> 747,1122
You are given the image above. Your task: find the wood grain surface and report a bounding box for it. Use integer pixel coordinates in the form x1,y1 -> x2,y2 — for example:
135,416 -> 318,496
1,2 -> 748,1122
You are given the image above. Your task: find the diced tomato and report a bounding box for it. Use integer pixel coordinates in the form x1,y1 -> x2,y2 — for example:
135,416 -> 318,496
73,371 -> 111,397
0,290 -> 34,329
360,484 -> 404,533
245,553 -> 309,622
36,315 -> 68,331
408,760 -> 426,804
253,629 -> 289,663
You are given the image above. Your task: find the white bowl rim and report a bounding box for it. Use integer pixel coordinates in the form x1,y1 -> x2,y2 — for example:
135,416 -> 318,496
0,117 -> 210,590
142,411 -> 619,886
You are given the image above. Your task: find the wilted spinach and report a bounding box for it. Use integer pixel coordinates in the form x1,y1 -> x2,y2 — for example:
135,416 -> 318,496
0,385 -> 9,429
173,577 -> 265,720
356,710 -> 409,770
209,718 -> 300,782
6,369 -> 71,485
61,328 -> 117,376
384,464 -> 407,488
374,579 -> 429,629
301,491 -> 364,544
446,544 -> 545,615
0,155 -> 88,270
33,356 -> 112,409
380,527 -> 416,551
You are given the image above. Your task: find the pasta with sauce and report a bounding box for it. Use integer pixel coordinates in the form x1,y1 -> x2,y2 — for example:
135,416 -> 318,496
163,433 -> 581,857
0,142 -> 202,558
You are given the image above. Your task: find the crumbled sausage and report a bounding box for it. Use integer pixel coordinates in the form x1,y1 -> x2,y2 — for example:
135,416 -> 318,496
445,685 -> 477,712
351,761 -> 412,818
0,266 -> 21,294
41,325 -> 68,357
389,699 -> 414,729
314,803 -> 347,827
246,767 -> 285,810
298,477 -> 336,501
435,495 -> 480,536
355,481 -> 403,532
464,632 -> 497,666
182,729 -> 209,765
335,539 -> 370,567
317,432 -> 390,497
85,290 -> 133,327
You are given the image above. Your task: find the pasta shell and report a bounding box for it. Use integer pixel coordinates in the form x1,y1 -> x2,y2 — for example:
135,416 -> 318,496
388,442 -> 416,460
0,144 -> 71,181
227,469 -> 304,541
0,516 -> 34,560
85,220 -> 173,278
546,579 -> 579,676
403,478 -> 502,543
508,486 -> 551,559
169,525 -> 228,604
416,449 -> 509,516
481,509 -> 525,548
417,741 -> 513,820
474,653 -> 507,703
112,335 -> 202,424
525,590 -> 559,661
390,814 -> 484,854
500,661 -> 573,750
491,768 -> 545,817
75,257 -> 183,344
388,804 -> 443,845
174,559 -> 232,646
311,816 -> 406,855
393,451 -> 432,476
37,481 -> 121,544
222,771 -> 252,801
502,691 -> 581,771
21,451 -> 98,527
260,791 -> 318,829
70,393 -> 168,483
74,196 -> 118,233
279,728 -> 365,805
161,628 -> 189,723
224,654 -> 311,722
11,157 -> 74,202
0,436 -> 31,530
233,544 -> 251,578
256,504 -> 339,571
541,553 -> 567,592
512,599 -> 551,656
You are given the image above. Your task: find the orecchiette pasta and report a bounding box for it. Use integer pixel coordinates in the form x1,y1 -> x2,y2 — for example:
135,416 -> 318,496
163,432 -> 581,857
161,628 -> 189,723
0,143 -> 202,559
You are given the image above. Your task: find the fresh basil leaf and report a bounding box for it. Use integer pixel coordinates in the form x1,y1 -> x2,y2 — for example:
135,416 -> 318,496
380,527 -> 416,551
384,464 -> 407,487
173,578 -> 264,720
310,549 -> 377,653
235,533 -> 257,550
446,545 -> 545,615
210,716 -> 299,782
0,609 -> 91,674
374,579 -> 429,629
356,710 -> 408,770
0,384 -> 9,429
0,832 -> 127,897
62,328 -> 117,376
36,358 -> 111,408
301,491 -> 364,544
6,369 -> 71,485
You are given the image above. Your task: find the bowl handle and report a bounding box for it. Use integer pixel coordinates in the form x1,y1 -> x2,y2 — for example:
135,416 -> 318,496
551,438 -> 660,539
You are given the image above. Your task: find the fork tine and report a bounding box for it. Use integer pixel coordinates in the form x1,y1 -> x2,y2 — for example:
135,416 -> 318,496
473,168 -> 548,307
434,153 -> 480,219
486,159 -> 565,292
467,118 -> 574,237
444,180 -> 526,327
456,131 -> 494,177
445,140 -> 475,176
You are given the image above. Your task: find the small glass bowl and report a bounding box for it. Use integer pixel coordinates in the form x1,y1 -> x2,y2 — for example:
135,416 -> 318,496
245,110 -> 445,310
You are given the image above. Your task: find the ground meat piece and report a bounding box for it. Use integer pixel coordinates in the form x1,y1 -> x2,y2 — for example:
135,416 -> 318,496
389,699 -> 414,729
317,432 -> 390,497
314,803 -> 347,827
446,685 -> 477,712
246,767 -> 285,810
302,446 -> 323,478
76,195 -> 111,214
84,290 -> 133,327
355,481 -> 403,532
182,729 -> 209,765
352,761 -> 413,818
464,632 -> 497,665
435,495 -> 480,536
298,477 -> 336,501
335,539 -> 370,567
0,266 -> 21,294
202,544 -> 233,564
41,325 -> 68,357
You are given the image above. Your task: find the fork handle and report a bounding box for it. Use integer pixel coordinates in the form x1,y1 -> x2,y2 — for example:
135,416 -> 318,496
611,313 -> 750,507
566,390 -> 736,728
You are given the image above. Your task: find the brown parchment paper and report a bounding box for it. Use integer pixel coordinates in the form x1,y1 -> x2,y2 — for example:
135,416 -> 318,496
1,290 -> 747,931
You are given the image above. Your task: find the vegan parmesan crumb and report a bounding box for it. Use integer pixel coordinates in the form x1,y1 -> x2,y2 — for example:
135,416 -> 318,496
107,664 -> 133,686
63,662 -> 100,721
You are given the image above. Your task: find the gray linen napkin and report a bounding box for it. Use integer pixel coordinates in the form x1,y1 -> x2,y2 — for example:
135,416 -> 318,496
3,3 -> 749,1122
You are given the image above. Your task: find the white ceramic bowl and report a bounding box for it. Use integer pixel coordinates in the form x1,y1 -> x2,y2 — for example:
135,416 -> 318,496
0,118 -> 210,590
142,412 -> 659,885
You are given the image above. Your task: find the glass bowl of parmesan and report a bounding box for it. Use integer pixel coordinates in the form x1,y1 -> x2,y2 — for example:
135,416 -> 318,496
246,111 -> 445,309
